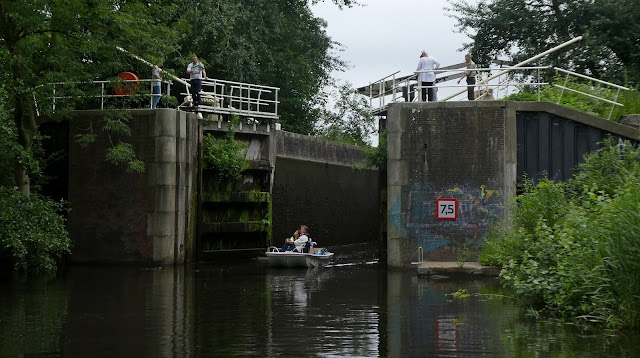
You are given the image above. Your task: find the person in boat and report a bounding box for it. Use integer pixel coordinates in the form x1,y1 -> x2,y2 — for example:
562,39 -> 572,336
281,225 -> 310,252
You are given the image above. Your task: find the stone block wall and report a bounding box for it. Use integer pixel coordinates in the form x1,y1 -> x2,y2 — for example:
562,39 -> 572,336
68,109 -> 198,264
386,102 -> 517,267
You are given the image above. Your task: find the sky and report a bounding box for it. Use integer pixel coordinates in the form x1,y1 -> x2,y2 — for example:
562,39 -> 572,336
311,0 -> 476,97
311,0 -> 478,144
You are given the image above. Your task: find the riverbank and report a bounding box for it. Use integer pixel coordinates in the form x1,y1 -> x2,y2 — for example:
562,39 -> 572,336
478,140 -> 640,329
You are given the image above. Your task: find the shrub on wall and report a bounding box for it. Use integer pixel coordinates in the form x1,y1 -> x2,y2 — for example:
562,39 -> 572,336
0,187 -> 71,273
202,117 -> 248,182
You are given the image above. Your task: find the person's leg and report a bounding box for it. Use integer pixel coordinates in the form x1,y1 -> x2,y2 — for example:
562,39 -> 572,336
281,243 -> 295,251
427,82 -> 435,102
421,81 -> 428,102
467,77 -> 476,100
152,85 -> 161,108
192,79 -> 202,106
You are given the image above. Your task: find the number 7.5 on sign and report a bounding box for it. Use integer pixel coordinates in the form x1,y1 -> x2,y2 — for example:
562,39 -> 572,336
436,198 -> 458,220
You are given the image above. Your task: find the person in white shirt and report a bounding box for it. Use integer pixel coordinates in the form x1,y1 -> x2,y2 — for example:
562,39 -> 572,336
416,50 -> 440,102
186,55 -> 207,106
151,61 -> 163,109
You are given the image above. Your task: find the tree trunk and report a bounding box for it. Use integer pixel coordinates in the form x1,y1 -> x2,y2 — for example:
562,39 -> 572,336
13,96 -> 38,196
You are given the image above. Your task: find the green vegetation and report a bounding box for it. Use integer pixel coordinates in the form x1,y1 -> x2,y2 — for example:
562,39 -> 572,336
449,289 -> 471,300
505,80 -> 640,121
0,187 -> 71,273
448,0 -> 640,86
317,83 -> 376,146
479,139 -> 640,328
202,117 -> 248,182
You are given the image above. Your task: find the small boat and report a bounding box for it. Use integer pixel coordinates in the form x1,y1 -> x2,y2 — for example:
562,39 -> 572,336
265,247 -> 334,268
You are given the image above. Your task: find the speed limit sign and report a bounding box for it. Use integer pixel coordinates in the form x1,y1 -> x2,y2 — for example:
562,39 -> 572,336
436,198 -> 458,220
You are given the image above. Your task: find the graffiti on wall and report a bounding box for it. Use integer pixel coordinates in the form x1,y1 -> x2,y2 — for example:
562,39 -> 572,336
389,181 -> 503,254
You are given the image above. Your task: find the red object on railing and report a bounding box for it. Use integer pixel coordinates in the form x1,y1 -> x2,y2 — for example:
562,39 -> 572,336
113,72 -> 139,95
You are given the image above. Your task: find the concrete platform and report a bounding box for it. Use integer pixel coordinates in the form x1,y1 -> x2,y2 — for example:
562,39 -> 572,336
417,261 -> 501,277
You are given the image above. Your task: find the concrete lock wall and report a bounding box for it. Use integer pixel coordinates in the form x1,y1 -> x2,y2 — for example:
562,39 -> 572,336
68,109 -> 198,264
272,131 -> 381,248
386,102 -> 517,268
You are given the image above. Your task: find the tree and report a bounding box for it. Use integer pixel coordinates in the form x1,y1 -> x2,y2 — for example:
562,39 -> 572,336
0,0 -> 179,195
167,0 -> 347,134
447,0 -> 640,85
316,83 -> 376,146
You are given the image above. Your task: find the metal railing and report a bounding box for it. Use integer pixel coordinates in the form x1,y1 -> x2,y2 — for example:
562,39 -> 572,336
35,77 -> 280,120
554,67 -> 629,120
181,78 -> 279,119
35,79 -> 173,115
362,65 -> 629,120
415,66 -> 550,101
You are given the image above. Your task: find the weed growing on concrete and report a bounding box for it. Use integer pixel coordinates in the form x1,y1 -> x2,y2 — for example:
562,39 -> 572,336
202,116 -> 248,182
456,243 -> 469,268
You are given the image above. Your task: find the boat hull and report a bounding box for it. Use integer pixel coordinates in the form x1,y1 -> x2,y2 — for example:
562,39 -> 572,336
265,251 -> 334,268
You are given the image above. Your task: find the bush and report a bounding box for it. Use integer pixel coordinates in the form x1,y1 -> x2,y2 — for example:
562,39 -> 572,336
202,117 -> 248,182
0,186 -> 71,273
480,140 -> 640,327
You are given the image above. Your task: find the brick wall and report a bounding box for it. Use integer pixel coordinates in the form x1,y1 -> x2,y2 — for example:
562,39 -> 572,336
67,109 -> 198,264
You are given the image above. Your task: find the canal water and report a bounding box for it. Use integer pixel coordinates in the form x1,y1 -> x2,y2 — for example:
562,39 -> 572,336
1,251 -> 639,357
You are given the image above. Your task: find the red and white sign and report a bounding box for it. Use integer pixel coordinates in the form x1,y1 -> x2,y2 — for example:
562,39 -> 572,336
436,198 -> 458,220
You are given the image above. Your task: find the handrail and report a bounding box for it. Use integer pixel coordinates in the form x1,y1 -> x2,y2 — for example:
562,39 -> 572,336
416,66 -> 551,73
553,84 -> 623,106
36,76 -> 280,119
554,67 -> 629,90
370,71 -> 401,85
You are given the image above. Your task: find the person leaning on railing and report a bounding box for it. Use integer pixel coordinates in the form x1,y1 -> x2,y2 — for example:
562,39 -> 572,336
151,61 -> 172,109
457,53 -> 477,101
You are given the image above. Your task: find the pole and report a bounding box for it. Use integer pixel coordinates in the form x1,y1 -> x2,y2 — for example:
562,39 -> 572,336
115,46 -> 190,88
439,36 -> 583,102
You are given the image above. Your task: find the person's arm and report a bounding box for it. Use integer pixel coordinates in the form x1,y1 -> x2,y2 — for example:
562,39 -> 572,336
186,64 -> 192,75
294,235 -> 308,246
458,70 -> 468,83
202,66 -> 207,79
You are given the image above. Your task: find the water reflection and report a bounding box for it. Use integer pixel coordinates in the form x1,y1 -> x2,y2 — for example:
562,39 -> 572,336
1,260 -> 639,357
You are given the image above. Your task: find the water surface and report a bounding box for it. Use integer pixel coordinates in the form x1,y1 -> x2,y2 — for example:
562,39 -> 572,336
1,254 -> 638,357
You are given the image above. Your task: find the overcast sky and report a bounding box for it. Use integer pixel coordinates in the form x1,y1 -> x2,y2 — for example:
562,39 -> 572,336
312,0 -> 476,93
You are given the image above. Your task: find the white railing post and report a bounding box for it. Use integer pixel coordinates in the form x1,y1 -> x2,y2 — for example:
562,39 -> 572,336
275,89 -> 278,116
609,87 -> 621,120
557,72 -> 569,104
52,86 -> 56,112
392,73 -> 397,102
101,82 -> 105,110
537,68 -> 541,102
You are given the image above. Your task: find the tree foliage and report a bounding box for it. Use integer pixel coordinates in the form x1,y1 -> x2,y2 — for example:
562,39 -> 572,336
0,0 -> 181,194
0,187 -> 71,273
316,83 -> 375,146
169,0 -> 347,134
447,0 -> 640,85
